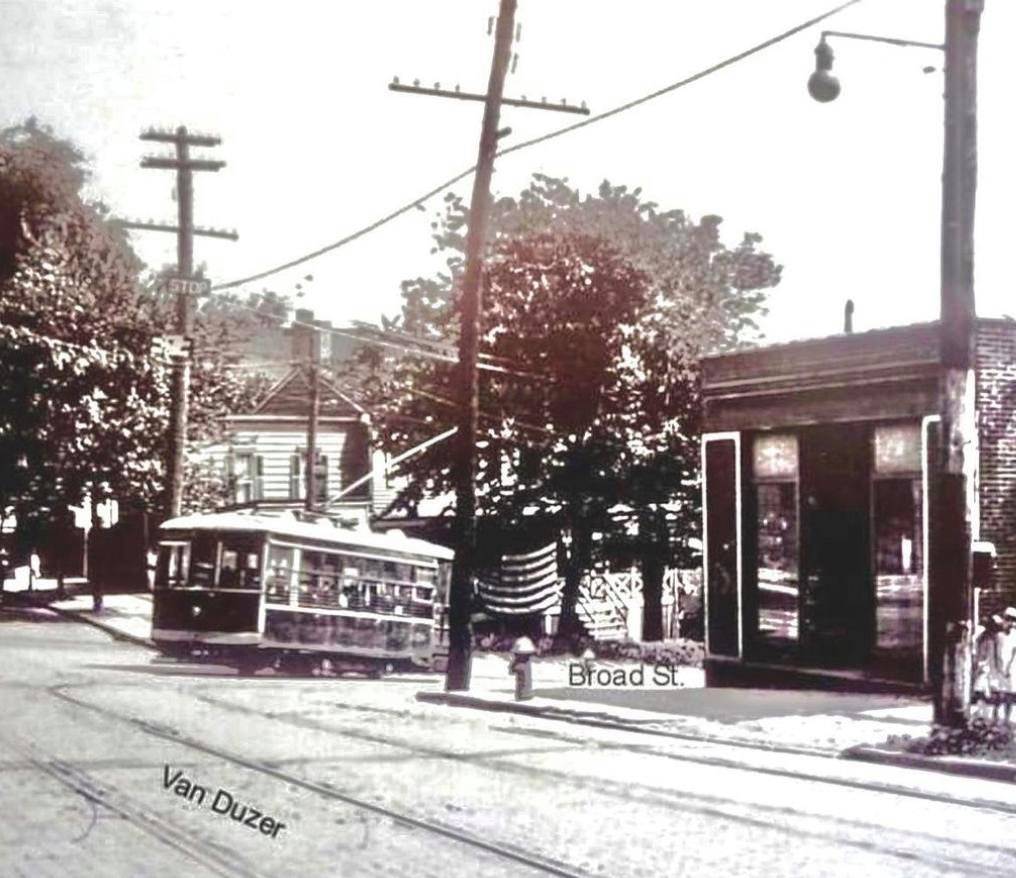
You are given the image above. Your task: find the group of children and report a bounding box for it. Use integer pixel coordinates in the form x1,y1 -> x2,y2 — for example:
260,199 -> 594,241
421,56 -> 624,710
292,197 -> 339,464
972,606 -> 1016,721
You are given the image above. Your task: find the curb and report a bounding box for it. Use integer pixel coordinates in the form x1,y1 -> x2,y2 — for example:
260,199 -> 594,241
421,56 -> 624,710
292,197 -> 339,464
46,603 -> 156,650
844,744 -> 1016,784
416,690 -> 835,759
422,691 -> 1016,783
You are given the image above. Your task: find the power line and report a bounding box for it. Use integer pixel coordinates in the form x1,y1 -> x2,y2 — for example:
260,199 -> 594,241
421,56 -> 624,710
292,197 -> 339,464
210,0 -> 863,293
497,0 -> 864,160
400,383 -> 553,436
200,292 -> 549,381
0,322 -> 134,360
349,322 -> 517,367
211,166 -> 476,291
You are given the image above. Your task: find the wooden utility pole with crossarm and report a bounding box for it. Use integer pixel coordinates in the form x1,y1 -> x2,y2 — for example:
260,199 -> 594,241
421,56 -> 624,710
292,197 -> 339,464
390,1 -> 589,691
121,127 -> 237,521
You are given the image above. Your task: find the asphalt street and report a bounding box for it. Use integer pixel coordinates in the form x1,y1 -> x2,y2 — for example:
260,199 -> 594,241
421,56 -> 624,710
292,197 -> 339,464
3,607 -> 1016,877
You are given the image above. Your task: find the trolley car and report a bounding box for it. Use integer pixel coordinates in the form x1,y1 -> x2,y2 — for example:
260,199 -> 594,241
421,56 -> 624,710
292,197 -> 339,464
152,512 -> 452,674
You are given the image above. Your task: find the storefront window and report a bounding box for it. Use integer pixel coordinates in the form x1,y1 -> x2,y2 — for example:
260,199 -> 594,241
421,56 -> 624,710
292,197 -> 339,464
756,482 -> 799,642
753,435 -> 799,645
872,425 -> 923,671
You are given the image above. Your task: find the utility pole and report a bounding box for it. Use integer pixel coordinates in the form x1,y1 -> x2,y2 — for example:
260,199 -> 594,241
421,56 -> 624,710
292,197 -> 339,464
305,331 -> 322,512
931,0 -> 982,727
390,1 -> 588,691
123,127 -> 236,521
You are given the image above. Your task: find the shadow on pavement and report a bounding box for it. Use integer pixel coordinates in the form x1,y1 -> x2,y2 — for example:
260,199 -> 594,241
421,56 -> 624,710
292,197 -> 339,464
0,604 -> 74,623
81,661 -> 442,683
535,685 -> 928,722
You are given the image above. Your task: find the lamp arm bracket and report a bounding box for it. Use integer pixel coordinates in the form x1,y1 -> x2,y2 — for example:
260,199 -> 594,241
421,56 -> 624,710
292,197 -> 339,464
821,30 -> 944,52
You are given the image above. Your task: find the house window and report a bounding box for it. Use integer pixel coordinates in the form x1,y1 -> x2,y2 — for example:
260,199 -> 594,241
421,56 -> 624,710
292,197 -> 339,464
290,451 -> 329,504
752,434 -> 799,645
231,452 -> 264,504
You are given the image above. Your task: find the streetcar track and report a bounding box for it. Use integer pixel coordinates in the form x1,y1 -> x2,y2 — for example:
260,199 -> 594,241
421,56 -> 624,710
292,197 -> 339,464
199,686 -> 1016,818
47,683 -> 593,878
1,732 -> 268,878
187,688 -> 1016,874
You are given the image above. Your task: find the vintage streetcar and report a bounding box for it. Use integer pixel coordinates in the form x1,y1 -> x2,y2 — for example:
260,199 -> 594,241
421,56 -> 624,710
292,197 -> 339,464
152,511 -> 452,675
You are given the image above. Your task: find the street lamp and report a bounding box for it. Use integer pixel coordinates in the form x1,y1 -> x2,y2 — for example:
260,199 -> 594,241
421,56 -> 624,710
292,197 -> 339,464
808,38 -> 839,102
806,29 -> 945,103
803,2 -> 983,728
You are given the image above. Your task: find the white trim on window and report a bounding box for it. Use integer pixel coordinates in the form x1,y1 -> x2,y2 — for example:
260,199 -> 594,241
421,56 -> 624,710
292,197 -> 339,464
921,414 -> 940,687
701,431 -> 743,659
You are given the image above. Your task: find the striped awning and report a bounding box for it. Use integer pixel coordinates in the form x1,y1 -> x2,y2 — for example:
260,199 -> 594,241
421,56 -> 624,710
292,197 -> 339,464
476,542 -> 561,616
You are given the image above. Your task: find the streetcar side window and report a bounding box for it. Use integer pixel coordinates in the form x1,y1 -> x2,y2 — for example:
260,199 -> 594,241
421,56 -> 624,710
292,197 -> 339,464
297,550 -> 340,608
219,536 -> 263,590
265,545 -> 295,603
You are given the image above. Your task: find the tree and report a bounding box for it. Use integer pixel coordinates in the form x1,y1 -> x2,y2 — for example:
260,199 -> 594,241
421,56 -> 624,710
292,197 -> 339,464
0,119 -> 169,537
358,174 -> 781,639
140,278 -> 283,512
0,118 -> 279,595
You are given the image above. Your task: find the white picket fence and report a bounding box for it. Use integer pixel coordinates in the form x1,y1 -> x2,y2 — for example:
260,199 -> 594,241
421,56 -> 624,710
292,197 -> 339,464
571,567 -> 696,641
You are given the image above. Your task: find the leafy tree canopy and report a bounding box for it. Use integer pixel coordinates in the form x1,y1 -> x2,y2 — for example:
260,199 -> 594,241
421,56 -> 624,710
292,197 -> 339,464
357,174 -> 780,636
0,119 -> 279,528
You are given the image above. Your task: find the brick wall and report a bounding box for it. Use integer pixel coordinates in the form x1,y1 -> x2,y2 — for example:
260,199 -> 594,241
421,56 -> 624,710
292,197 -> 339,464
976,320 -> 1016,612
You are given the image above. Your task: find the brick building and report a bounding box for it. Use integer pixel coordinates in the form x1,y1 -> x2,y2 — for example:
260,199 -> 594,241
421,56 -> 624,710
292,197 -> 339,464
699,318 -> 1016,688
974,320 -> 1016,595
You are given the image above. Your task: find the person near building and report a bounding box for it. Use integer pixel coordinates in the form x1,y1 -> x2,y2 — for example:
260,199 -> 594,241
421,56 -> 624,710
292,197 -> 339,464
0,546 -> 9,603
973,614 -> 1005,720
1000,607 -> 1016,723
28,549 -> 41,591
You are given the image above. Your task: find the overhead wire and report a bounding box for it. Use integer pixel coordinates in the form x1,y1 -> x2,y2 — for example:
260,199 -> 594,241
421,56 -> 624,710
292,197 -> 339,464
207,294 -> 551,382
208,0 -> 863,293
400,383 -> 553,436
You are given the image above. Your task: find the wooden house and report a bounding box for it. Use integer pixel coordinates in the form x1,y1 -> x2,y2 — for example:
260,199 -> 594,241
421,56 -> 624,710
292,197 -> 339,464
202,313 -> 399,522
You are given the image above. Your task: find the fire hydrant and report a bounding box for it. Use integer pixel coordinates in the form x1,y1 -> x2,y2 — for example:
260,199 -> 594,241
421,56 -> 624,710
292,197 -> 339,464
509,636 -> 536,701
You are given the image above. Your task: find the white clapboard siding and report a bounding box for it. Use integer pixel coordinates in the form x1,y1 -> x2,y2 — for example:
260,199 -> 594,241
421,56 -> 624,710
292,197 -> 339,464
211,419 -> 372,504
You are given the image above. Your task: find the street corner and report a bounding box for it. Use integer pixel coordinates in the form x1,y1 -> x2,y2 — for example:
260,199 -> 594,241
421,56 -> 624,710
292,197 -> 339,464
46,593 -> 156,650
842,743 -> 1016,784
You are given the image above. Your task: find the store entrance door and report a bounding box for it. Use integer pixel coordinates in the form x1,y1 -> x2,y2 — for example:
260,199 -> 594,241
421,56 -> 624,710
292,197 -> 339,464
800,424 -> 872,667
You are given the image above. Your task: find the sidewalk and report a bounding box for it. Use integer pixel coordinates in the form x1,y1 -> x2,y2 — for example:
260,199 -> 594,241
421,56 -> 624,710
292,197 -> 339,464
46,591 -> 155,649
36,591 -> 1013,782
423,654 -> 932,755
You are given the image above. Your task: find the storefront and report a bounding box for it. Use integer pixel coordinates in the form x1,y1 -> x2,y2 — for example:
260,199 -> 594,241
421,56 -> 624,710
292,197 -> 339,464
700,320 -> 1016,688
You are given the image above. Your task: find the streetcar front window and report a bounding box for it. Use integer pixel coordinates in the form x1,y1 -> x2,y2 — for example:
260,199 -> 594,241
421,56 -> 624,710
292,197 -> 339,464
156,543 -> 189,588
189,534 -> 217,587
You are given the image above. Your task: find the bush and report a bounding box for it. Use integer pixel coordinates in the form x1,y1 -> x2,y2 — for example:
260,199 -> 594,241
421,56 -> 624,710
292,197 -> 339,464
471,632 -> 703,667
885,718 -> 1015,759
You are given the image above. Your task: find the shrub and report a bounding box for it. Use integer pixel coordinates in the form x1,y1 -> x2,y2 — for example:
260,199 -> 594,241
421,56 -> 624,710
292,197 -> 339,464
471,632 -> 704,667
898,718 -> 1014,758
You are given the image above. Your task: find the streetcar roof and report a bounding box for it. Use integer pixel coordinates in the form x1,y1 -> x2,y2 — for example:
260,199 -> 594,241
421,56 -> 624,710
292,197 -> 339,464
159,512 -> 454,561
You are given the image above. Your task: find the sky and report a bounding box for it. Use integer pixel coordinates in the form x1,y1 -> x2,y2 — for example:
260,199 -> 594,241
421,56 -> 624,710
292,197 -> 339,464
1,0 -> 1013,344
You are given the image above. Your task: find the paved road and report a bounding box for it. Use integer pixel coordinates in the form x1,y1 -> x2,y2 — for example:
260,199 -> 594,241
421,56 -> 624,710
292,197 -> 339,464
3,607 -> 1016,877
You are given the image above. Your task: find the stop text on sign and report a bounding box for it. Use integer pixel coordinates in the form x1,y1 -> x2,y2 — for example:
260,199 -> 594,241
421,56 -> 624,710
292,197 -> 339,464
165,277 -> 211,296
